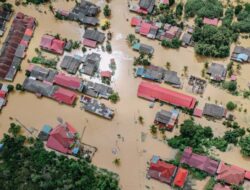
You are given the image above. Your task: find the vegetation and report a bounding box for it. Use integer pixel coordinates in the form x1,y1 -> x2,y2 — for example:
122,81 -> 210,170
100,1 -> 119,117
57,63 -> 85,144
232,3 -> 250,33
0,124 -> 120,190
175,3 -> 183,18
106,42 -> 112,53
126,34 -> 138,46
133,53 -> 152,66
239,135 -> 250,157
223,128 -> 245,145
222,7 -> 234,27
25,0 -> 50,5
150,125 -> 157,135
1,2 -> 13,12
138,116 -> 144,124
181,163 -> 209,180
161,38 -> 182,49
15,84 -> 24,91
109,92 -> 120,103
226,101 -> 237,111
31,56 -> 57,69
113,158 -> 121,166
222,81 -> 238,93
7,85 -> 14,92
103,5 -> 111,17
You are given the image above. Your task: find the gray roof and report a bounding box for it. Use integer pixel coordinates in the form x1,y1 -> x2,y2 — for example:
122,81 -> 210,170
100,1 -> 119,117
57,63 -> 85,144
139,43 -> 154,54
164,70 -> 181,86
15,45 -> 26,58
203,103 -> 226,119
83,29 -> 105,43
181,33 -> 192,45
155,110 -> 172,124
83,81 -> 113,99
23,78 -> 56,97
79,16 -> 99,26
60,55 -> 81,74
233,46 -> 250,56
207,63 -> 227,81
30,65 -> 58,82
85,52 -> 101,64
139,0 -> 155,13
0,98 -> 6,109
81,63 -> 96,76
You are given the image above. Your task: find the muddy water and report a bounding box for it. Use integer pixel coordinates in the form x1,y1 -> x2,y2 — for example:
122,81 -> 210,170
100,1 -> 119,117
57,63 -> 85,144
0,0 -> 250,190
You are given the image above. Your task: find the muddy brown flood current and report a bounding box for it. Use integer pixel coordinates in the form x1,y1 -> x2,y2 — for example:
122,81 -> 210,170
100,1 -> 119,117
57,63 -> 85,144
0,0 -> 250,189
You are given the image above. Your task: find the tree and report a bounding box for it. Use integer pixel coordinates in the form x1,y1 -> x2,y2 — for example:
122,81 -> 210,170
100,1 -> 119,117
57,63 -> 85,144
226,101 -> 237,111
165,62 -> 171,70
109,92 -> 119,103
235,5 -> 243,15
103,4 -> 111,17
7,84 -> 14,92
126,34 -> 137,46
228,81 -> 237,92
113,158 -> 121,166
175,3 -> 183,17
8,123 -> 21,137
239,135 -> 250,157
183,66 -> 188,76
138,116 -> 144,124
16,83 -> 24,91
150,125 -> 157,135
106,42 -> 112,53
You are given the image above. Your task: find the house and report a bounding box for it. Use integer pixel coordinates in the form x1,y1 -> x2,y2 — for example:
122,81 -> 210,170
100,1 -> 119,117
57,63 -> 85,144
163,24 -> 182,40
80,52 -> 101,76
100,71 -> 112,79
245,171 -> 250,181
193,108 -> 203,117
29,65 -> 58,82
207,63 -> 227,81
154,109 -> 179,130
60,55 -> 81,74
38,124 -> 53,141
40,35 -> 65,55
203,103 -> 226,119
181,33 -> 193,47
147,155 -> 177,184
80,95 -> 114,119
132,43 -> 154,55
164,70 -> 182,88
83,80 -> 113,99
52,87 -> 77,105
53,73 -> 84,92
83,29 -> 105,47
46,122 -> 77,154
216,162 -> 246,185
213,184 -> 231,190
203,17 -> 219,26
83,38 -> 97,48
138,0 -> 155,14
231,46 -> 250,63
139,22 -> 152,36
136,66 -> 164,82
130,16 -> 142,26
137,81 -> 197,110
173,168 -> 188,188
180,147 -> 219,175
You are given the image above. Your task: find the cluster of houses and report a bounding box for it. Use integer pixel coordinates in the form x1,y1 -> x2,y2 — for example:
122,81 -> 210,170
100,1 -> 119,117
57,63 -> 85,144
38,121 -> 97,160
0,4 -> 13,36
231,46 -> 250,63
82,29 -> 105,48
0,83 -> 9,111
24,65 -> 114,109
56,0 -> 100,26
149,147 -> 250,189
0,12 -> 36,81
80,95 -> 114,120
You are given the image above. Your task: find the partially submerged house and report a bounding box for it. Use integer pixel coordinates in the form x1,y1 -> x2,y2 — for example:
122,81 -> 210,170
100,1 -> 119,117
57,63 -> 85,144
80,95 -> 114,119
83,80 -> 113,99
0,83 -> 8,111
0,5 -> 13,36
60,55 -> 81,74
46,122 -> 77,154
0,12 -> 36,81
216,162 -> 246,186
28,64 -> 58,83
181,147 -> 220,175
173,168 -> 188,189
147,155 -> 177,185
164,24 -> 182,40
68,0 -> 100,26
40,34 -> 65,55
203,17 -> 219,26
231,46 -> 250,63
80,52 -> 101,76
207,63 -> 227,81
181,33 -> 193,47
137,81 -> 197,110
132,43 -> 154,55
82,29 -> 105,48
136,66 -> 165,83
164,70 -> 182,88
154,109 -> 179,131
203,103 -> 226,119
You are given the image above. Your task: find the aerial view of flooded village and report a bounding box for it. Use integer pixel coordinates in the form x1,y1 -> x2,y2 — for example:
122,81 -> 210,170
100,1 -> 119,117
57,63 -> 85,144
0,0 -> 250,189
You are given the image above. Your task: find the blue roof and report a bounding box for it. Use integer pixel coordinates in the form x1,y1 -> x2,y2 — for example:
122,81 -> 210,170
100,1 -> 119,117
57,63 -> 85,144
136,67 -> 144,76
72,147 -> 79,155
42,124 -> 52,134
171,109 -> 180,117
0,143 -> 3,150
237,53 -> 248,62
151,155 -> 160,164
132,43 -> 141,51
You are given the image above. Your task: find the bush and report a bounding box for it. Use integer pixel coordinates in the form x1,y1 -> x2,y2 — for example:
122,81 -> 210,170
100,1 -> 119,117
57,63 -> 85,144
103,4 -> 111,17
239,135 -> 250,157
7,85 -> 14,92
226,101 -> 237,111
108,92 -> 119,103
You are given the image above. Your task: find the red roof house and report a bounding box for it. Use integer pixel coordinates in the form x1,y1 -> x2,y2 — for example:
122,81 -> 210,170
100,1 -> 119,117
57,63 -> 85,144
147,156 -> 177,184
193,108 -> 203,117
51,39 -> 65,54
137,81 -> 196,110
180,147 -> 219,175
52,88 -> 77,105
216,162 -> 246,185
0,90 -> 6,98
131,17 -> 142,26
40,34 -> 65,54
203,18 -> 219,26
245,171 -> 250,180
46,123 -> 77,154
53,73 -> 82,90
24,28 -> 33,36
213,184 -> 231,190
173,168 -> 188,188
140,22 -> 152,36
82,38 -> 97,48
100,71 -> 112,78
40,34 -> 54,49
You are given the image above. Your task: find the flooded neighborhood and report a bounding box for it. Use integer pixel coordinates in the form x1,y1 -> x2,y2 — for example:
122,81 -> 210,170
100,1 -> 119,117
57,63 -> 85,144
0,0 -> 250,190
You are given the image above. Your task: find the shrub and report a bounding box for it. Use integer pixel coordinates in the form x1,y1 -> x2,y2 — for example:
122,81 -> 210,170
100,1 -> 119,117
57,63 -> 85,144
226,101 -> 237,111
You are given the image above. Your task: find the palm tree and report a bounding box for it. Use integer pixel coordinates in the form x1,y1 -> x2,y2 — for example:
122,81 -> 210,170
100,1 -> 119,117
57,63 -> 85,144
138,116 -> 144,124
150,125 -> 157,135
183,66 -> 188,76
165,62 -> 171,70
126,34 -> 136,46
113,158 -> 121,166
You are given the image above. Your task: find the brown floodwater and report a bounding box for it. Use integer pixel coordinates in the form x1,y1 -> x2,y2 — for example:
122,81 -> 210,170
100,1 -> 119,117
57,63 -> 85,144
0,0 -> 250,189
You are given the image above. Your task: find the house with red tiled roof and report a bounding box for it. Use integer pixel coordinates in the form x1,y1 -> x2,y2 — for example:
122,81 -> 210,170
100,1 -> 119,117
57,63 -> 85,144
139,22 -> 152,36
40,34 -> 65,55
147,155 -> 177,184
52,87 -> 77,105
203,17 -> 219,26
137,81 -> 197,110
100,71 -> 112,79
245,171 -> 250,181
216,162 -> 246,185
213,184 -> 231,190
180,147 -> 219,175
46,122 -> 77,154
173,168 -> 188,188
131,16 -> 142,26
53,73 -> 83,92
